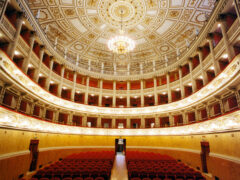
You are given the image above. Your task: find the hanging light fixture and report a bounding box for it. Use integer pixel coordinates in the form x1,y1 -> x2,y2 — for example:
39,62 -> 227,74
108,8 -> 135,54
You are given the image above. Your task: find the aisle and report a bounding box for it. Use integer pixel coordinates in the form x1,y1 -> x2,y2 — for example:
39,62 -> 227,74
111,153 -> 128,180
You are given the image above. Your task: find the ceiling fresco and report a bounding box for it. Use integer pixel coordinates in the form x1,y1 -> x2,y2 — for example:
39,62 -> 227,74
28,0 -> 216,72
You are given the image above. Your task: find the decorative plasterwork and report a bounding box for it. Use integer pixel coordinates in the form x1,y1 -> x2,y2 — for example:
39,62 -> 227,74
0,106 -> 240,136
1,51 -> 240,116
27,0 -> 216,74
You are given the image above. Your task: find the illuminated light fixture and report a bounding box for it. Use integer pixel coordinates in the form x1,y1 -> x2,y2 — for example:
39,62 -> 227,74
90,94 -> 95,96
63,86 -> 67,90
134,96 -> 138,99
218,23 -> 221,27
148,94 -> 153,97
162,92 -> 167,95
176,88 -> 180,91
105,96 -> 109,98
50,80 -> 54,84
39,73 -> 43,77
0,33 -> 2,37
76,91 -> 80,93
14,51 -> 20,55
22,21 -> 25,24
188,83 -> 192,86
120,96 -> 123,99
199,75 -> 203,79
222,54 -> 228,59
28,64 -> 33,67
107,8 -> 135,54
210,66 -> 214,70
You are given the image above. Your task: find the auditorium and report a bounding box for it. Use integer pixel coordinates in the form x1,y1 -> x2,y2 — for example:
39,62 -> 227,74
0,0 -> 240,179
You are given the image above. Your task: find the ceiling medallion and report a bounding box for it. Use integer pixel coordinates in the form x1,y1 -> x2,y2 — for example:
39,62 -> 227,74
108,6 -> 135,54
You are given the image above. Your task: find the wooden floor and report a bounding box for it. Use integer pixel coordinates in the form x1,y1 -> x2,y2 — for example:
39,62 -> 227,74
111,153 -> 128,180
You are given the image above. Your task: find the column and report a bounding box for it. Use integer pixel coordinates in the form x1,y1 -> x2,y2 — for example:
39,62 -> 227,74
57,65 -> 65,96
204,103 -> 211,119
217,97 -> 224,114
207,34 -> 220,75
188,58 -> 196,92
127,63 -> 130,75
30,102 -> 36,116
33,45 -> 45,82
140,63 -> 143,74
97,116 -> 101,128
71,71 -> 77,101
126,118 -> 130,128
0,0 -> 9,22
112,118 -> 116,128
233,0 -> 240,23
82,115 -> 87,127
194,108 -> 199,121
178,66 -> 185,98
22,31 -> 36,73
88,60 -> 91,71
54,110 -> 60,123
68,112 -> 73,125
114,63 -> 117,75
153,77 -> 158,105
45,57 -> 54,91
84,77 -> 89,104
7,12 -> 24,59
152,61 -> 156,71
197,48 -> 208,85
0,83 -> 12,104
141,116 -> 145,128
166,72 -> 172,103
113,81 -> 116,107
169,113 -> 174,126
99,80 -> 103,106
155,116 -> 160,128
140,80 -> 144,106
16,94 -> 24,111
101,62 -> 104,74
42,106 -> 47,119
235,91 -> 240,108
127,81 -> 130,107
182,111 -> 187,124
218,18 -> 235,60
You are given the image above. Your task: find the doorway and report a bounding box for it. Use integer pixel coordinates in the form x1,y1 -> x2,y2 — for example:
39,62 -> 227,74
115,138 -> 126,155
29,139 -> 39,171
200,141 -> 210,173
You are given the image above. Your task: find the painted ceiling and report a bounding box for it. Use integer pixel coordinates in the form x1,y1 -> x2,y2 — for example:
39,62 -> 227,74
28,0 -> 216,73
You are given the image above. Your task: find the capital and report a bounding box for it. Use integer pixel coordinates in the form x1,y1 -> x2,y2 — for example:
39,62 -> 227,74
197,47 -> 203,53
206,33 -> 213,40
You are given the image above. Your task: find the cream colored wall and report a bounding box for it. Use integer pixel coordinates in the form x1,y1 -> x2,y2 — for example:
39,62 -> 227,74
0,128 -> 240,180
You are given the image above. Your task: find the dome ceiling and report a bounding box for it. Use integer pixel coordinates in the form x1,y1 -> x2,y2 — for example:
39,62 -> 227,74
28,0 -> 216,69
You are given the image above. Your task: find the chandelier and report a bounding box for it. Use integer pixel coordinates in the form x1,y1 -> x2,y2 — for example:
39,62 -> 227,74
107,8 -> 135,54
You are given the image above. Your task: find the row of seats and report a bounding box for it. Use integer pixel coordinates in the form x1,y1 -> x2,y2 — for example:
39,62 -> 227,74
31,151 -> 115,180
28,178 -> 104,180
126,151 -> 206,180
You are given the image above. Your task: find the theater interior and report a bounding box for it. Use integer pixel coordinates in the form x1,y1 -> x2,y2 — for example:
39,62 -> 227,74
0,0 -> 240,179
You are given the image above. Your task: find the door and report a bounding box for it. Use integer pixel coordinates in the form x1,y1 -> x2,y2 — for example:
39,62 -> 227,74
115,138 -> 126,155
200,141 -> 210,173
29,139 -> 39,171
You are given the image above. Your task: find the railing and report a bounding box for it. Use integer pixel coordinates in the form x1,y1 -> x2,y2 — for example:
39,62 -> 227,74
0,16 -> 16,40
18,37 -> 30,56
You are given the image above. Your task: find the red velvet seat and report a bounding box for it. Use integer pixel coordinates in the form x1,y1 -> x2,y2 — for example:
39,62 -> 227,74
94,177 -> 104,180
130,178 -> 141,180
73,178 -> 83,180
62,178 -> 73,180
84,178 -> 94,180
40,178 -> 50,180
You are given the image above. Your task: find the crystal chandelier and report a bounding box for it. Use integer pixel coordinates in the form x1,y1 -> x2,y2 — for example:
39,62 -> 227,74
108,8 -> 135,54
